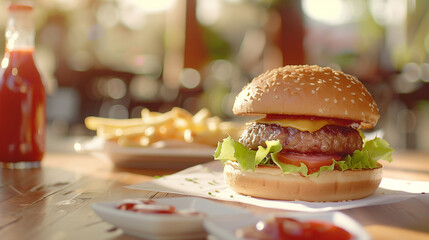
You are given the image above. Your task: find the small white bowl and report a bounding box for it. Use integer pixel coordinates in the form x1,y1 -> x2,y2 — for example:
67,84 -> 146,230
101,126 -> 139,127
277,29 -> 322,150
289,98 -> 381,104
92,197 -> 251,240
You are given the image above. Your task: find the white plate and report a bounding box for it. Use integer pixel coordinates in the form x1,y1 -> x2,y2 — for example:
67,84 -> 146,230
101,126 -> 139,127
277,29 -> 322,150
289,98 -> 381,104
75,137 -> 215,169
91,197 -> 251,240
204,211 -> 371,240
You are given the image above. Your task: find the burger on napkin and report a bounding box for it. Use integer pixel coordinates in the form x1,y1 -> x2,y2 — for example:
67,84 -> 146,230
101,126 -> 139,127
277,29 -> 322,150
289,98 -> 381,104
214,65 -> 394,202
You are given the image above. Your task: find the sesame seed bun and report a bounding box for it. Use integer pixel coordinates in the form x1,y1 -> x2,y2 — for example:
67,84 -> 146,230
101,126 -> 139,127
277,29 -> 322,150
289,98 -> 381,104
233,65 -> 379,129
224,161 -> 383,202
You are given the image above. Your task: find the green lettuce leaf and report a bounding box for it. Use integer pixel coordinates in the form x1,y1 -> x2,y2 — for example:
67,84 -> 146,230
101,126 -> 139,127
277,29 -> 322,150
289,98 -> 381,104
214,135 -> 394,177
214,136 -> 282,171
336,137 -> 394,171
214,135 -> 256,170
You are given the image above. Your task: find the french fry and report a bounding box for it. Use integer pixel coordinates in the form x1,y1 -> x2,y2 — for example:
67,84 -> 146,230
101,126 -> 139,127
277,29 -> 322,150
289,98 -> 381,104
85,117 -> 143,130
192,108 -> 210,124
84,107 -> 245,148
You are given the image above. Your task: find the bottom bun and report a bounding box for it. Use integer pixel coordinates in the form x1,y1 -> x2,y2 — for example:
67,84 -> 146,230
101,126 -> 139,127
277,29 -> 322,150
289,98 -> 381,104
223,161 -> 383,202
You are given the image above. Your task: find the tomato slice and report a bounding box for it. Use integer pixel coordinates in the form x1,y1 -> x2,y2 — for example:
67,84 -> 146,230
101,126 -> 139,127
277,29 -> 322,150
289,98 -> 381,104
276,152 -> 342,174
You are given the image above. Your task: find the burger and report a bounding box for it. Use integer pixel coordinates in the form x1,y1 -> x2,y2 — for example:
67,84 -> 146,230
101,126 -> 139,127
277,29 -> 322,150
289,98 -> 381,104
214,65 -> 394,202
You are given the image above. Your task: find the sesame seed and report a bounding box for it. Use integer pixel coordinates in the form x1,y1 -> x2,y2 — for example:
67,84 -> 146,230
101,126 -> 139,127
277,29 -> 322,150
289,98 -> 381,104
334,76 -> 340,80
346,85 -> 351,88
300,83 -> 305,86
362,92 -> 366,96
319,108 -> 324,113
296,87 -> 301,91
359,97 -> 363,102
310,83 -> 315,86
345,110 -> 348,115
274,95 -> 279,100
351,99 -> 355,103
316,87 -> 320,91
334,99 -> 338,103
351,92 -> 356,95
325,98 -> 329,102
317,80 -> 323,84
335,81 -> 340,84
312,90 -> 316,94
343,97 -> 346,101
337,88 -> 342,91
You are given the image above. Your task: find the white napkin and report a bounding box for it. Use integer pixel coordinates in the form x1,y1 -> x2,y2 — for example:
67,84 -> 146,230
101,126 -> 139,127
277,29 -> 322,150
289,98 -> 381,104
127,161 -> 429,212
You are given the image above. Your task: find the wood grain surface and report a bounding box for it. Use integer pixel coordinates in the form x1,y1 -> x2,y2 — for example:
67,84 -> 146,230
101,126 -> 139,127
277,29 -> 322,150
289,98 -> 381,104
1,150 -> 428,240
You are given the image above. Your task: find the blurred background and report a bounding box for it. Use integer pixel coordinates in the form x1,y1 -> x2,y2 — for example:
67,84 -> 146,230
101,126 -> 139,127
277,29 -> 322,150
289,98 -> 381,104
0,0 -> 428,152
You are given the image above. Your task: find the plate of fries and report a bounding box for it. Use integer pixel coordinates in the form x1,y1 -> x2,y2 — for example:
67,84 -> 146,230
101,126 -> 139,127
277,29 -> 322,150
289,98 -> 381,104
76,107 -> 244,169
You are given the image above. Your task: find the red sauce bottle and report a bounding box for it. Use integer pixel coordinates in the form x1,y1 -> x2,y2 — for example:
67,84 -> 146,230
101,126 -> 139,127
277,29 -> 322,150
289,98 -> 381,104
0,2 -> 46,169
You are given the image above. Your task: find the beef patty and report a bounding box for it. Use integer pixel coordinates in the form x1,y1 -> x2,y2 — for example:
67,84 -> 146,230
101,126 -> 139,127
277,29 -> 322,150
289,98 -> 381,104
239,122 -> 363,155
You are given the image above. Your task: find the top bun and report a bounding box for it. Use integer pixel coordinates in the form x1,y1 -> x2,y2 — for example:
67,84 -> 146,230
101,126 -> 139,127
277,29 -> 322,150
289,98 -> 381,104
233,65 -> 379,129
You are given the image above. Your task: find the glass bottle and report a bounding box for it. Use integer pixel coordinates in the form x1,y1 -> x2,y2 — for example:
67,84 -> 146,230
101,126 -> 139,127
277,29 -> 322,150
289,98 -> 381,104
0,2 -> 46,169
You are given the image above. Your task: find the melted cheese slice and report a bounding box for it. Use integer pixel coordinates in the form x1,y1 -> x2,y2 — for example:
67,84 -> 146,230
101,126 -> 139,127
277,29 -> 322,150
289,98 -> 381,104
255,118 -> 340,133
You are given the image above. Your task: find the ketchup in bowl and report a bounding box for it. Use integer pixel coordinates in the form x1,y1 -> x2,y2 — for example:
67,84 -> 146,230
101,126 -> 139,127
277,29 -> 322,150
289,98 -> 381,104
116,199 -> 203,216
236,216 -> 353,240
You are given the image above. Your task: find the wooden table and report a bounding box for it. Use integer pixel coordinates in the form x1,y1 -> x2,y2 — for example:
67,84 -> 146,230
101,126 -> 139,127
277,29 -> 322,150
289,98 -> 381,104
1,150 -> 429,239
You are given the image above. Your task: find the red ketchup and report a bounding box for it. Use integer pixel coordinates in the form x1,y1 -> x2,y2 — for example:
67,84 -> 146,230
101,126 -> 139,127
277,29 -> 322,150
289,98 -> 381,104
117,199 -> 176,214
236,217 -> 353,240
0,3 -> 45,168
116,199 -> 203,216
